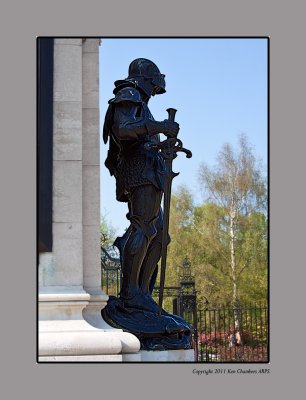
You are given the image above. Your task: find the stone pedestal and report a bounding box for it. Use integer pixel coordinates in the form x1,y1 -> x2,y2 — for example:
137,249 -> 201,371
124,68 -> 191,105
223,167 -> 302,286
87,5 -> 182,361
38,285 -> 140,360
140,349 -> 195,362
38,38 -> 140,361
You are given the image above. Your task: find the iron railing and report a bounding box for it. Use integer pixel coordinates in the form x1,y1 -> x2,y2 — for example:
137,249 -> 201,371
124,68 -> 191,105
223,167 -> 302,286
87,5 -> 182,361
101,246 -> 121,296
196,303 -> 268,362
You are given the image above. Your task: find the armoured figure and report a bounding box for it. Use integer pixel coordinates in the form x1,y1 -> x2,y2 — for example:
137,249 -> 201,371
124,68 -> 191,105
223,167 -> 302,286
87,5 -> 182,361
103,58 -> 178,312
102,59 -> 192,350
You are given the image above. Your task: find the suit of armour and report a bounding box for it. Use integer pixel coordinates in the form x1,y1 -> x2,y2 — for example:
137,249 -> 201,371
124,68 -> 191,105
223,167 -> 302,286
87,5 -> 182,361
103,83 -> 178,312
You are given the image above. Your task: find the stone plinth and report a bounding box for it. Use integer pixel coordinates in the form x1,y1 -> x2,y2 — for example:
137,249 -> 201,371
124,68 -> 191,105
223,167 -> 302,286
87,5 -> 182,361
39,350 -> 195,362
39,355 -> 140,362
140,349 -> 195,362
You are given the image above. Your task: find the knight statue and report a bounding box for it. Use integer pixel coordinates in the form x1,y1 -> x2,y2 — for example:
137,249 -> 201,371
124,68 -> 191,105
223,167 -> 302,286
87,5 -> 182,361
101,58 -> 192,351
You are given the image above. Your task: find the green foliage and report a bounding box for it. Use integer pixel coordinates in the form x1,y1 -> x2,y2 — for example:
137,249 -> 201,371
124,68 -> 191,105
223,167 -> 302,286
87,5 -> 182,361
166,192 -> 268,307
100,214 -> 117,248
164,135 -> 268,307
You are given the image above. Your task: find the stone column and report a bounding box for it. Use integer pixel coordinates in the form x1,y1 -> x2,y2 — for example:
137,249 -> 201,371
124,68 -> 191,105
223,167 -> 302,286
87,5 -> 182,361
81,39 -> 111,327
82,38 -> 102,296
38,38 -> 140,361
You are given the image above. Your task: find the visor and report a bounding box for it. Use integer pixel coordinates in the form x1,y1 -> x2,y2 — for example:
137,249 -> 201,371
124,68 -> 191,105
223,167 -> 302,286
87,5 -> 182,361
151,74 -> 166,94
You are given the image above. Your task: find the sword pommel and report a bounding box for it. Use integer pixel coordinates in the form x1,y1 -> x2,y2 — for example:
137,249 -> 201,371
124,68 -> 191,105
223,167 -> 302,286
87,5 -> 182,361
166,108 -> 177,122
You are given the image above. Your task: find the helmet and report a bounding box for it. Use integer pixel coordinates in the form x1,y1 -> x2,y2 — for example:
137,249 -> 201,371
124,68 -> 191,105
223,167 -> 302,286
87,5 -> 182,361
128,58 -> 166,93
115,58 -> 166,97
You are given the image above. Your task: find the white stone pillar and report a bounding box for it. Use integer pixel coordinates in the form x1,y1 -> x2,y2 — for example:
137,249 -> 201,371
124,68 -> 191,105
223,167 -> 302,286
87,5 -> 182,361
81,38 -> 112,327
38,38 -> 140,361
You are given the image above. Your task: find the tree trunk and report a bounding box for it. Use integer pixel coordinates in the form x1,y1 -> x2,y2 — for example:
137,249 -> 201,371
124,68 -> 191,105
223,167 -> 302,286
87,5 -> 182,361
230,207 -> 242,341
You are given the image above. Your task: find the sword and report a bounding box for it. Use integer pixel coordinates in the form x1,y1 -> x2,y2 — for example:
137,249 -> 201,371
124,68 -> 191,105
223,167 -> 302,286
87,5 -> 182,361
146,108 -> 192,315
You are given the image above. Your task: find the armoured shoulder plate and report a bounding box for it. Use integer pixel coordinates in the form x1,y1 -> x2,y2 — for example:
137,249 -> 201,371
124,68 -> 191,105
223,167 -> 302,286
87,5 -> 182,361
110,87 -> 143,104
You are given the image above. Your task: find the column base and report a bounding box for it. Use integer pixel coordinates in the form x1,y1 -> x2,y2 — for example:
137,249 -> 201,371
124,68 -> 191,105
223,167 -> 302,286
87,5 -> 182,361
39,353 -> 142,362
38,286 -> 140,360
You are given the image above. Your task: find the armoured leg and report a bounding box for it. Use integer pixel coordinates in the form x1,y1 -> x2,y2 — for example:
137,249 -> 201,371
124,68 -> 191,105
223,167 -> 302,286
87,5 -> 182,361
139,209 -> 171,295
119,185 -> 162,310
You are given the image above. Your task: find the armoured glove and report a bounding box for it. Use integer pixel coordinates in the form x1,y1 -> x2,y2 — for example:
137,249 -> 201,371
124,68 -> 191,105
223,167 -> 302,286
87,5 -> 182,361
146,120 -> 180,138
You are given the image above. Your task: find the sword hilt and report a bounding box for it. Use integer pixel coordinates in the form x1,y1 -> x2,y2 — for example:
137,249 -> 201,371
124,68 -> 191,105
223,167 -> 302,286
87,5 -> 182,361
166,108 -> 192,157
144,108 -> 177,153
144,109 -> 192,159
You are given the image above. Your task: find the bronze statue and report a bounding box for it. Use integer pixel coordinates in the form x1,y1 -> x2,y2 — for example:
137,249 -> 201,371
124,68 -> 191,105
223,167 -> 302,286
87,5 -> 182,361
102,58 -> 192,350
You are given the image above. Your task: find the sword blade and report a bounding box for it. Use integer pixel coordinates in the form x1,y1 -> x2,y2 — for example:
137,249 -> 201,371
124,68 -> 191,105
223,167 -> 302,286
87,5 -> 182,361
158,107 -> 178,315
158,158 -> 174,314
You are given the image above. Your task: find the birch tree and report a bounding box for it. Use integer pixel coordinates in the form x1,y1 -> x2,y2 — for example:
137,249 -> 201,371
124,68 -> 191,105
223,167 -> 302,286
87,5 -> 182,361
198,134 -> 267,329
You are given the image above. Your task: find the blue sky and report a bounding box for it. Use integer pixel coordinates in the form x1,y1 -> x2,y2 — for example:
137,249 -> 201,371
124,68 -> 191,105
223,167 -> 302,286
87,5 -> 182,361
99,38 -> 268,235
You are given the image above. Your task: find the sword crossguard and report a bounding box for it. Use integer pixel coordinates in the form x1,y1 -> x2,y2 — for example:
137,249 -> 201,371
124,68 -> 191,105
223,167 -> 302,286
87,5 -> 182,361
177,145 -> 192,159
144,138 -> 192,160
